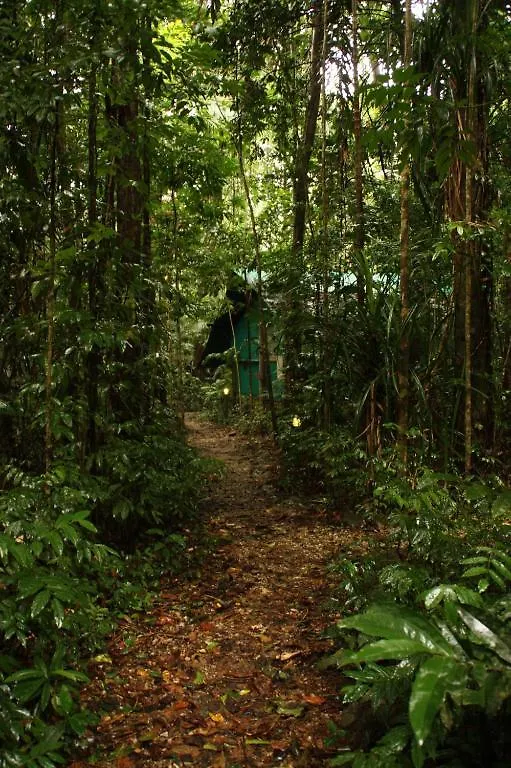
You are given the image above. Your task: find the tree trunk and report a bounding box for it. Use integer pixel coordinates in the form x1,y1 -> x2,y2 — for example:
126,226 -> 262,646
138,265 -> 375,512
237,145 -> 278,437
352,0 -> 365,306
285,0 -> 325,389
397,0 -> 412,467
448,0 -> 493,468
45,108 -> 59,475
320,0 -> 331,429
86,61 -> 100,458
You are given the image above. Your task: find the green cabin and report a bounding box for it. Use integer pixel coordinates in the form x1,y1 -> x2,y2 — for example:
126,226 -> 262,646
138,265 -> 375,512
200,289 -> 282,398
233,307 -> 279,397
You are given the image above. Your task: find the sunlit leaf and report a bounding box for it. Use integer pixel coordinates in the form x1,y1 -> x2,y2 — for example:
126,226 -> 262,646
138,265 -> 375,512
409,656 -> 466,747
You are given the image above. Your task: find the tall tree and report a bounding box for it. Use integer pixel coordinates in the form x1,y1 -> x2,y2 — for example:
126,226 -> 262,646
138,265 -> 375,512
285,0 -> 326,388
397,0 -> 412,466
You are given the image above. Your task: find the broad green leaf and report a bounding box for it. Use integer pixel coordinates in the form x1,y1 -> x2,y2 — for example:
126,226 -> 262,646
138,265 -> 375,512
452,585 -> 484,608
490,558 -> 511,583
377,724 -> 410,752
13,677 -> 45,703
45,530 -> 64,557
424,584 -> 483,610
51,684 -> 74,715
18,577 -> 45,599
341,639 -> 430,666
29,725 -> 63,757
487,569 -> 506,590
70,509 -> 97,532
424,585 -> 455,609
457,607 -> 511,663
31,589 -> 51,617
338,605 -> 456,657
40,681 -> 51,710
409,656 -> 466,747
52,669 -> 89,683
52,598 -> 65,629
462,566 -> 489,579
461,556 -> 487,566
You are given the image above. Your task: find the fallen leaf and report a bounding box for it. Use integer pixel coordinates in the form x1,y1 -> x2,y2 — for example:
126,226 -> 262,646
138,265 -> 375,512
271,740 -> 289,751
275,702 -> 305,718
136,668 -> 150,678
174,699 -> 189,710
115,759 -> 134,768
246,738 -> 271,745
169,744 -> 200,758
303,694 -> 326,706
209,712 -> 226,724
157,615 -> 174,625
278,650 -> 302,661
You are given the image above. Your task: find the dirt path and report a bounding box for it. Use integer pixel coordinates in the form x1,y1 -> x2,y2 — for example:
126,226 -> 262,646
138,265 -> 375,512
79,416 -> 364,767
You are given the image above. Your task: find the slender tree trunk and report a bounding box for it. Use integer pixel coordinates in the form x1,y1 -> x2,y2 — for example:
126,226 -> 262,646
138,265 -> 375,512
86,61 -> 100,458
464,0 -> 478,473
45,109 -> 59,475
448,0 -> 493,468
320,0 -> 331,429
237,147 -> 278,437
352,0 -> 365,306
170,190 -> 185,426
397,0 -> 412,467
285,0 -> 325,389
141,15 -> 155,411
228,307 -> 243,405
233,47 -> 278,436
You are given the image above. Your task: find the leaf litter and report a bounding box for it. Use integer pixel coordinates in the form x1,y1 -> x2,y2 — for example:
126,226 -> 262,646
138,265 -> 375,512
74,414 -> 376,767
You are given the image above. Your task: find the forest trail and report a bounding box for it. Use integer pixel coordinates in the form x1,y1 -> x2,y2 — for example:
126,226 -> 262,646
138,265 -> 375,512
80,416 -> 368,767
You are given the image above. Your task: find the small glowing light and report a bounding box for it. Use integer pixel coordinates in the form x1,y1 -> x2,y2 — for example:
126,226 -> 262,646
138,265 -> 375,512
292,416 -> 302,428
223,387 -> 230,396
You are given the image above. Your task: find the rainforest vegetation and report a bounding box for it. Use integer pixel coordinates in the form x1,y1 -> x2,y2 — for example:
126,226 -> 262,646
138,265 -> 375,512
1,0 -> 510,765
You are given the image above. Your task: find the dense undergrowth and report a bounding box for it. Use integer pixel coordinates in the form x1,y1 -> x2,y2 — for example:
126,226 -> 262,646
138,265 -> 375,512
323,470 -> 511,767
0,409 -> 212,768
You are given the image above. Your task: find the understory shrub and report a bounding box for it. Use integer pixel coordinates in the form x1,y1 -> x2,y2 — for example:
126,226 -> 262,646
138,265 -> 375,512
279,422 -> 368,505
0,470 -> 113,766
0,409 -> 208,766
326,471 -> 511,767
93,426 -> 206,546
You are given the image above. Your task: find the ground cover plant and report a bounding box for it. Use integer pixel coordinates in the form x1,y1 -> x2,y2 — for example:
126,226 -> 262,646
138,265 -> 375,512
323,470 -> 511,767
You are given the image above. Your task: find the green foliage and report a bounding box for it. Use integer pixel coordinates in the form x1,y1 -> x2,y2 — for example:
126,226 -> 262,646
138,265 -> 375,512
93,419 -> 205,544
326,478 -> 511,767
0,476 -> 107,762
329,579 -> 511,765
279,421 -> 368,504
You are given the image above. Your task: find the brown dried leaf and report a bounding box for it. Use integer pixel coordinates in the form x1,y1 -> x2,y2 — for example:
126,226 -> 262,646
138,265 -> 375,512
169,744 -> 201,758
278,650 -> 302,661
303,694 -> 326,706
